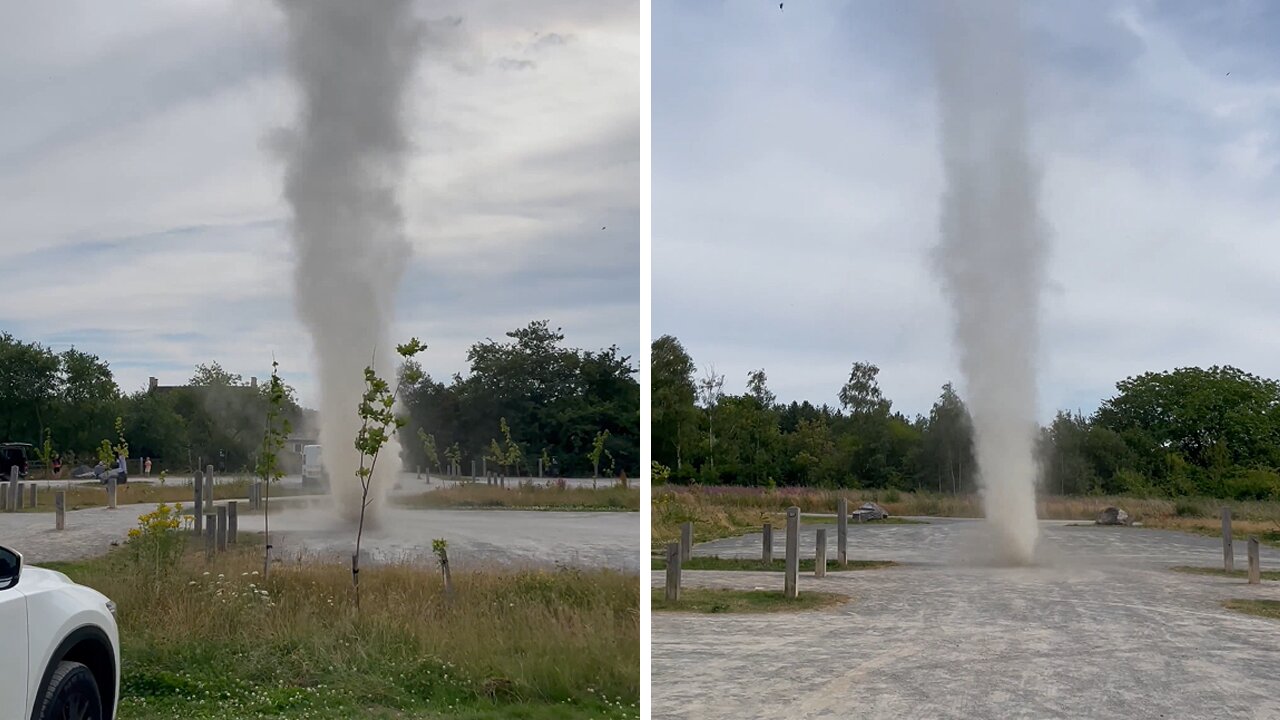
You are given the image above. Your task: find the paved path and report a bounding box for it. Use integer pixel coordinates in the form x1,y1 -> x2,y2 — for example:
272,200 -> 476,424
653,518 -> 1280,719
0,497 -> 638,571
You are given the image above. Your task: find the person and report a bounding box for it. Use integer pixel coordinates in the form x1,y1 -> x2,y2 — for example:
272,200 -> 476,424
51,454 -> 62,478
144,457 -> 152,476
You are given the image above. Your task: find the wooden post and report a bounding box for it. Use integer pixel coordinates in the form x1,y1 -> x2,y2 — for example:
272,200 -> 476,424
193,471 -> 204,534
204,513 -> 216,560
417,465 -> 422,479
55,491 -> 65,530
1248,536 -> 1261,585
837,497 -> 848,567
216,505 -> 228,552
106,478 -> 117,509
784,506 -> 800,599
14,483 -> 22,510
28,484 -> 36,508
6,466 -> 16,511
1222,507 -> 1234,573
471,460 -> 477,481
204,466 -> 214,506
665,542 -> 681,602
538,458 -> 543,478
1,483 -> 7,512
680,521 -> 693,563
227,501 -> 238,544
482,457 -> 487,478
815,529 -> 827,578
762,523 -> 773,564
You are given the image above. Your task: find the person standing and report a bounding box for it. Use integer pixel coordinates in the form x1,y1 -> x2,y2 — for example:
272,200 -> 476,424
144,457 -> 152,476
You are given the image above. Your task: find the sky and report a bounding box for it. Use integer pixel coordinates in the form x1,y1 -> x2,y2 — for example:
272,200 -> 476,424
0,0 -> 639,406
653,0 -> 1280,422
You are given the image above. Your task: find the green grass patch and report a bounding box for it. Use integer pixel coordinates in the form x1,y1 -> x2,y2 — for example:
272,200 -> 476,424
36,540 -> 638,719
1171,566 -> 1280,581
651,556 -> 895,573
1223,599 -> 1280,621
652,588 -> 849,614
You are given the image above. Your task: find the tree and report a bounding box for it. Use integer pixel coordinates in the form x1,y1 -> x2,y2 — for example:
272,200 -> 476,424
417,428 -> 439,475
256,361 -> 291,578
651,335 -> 698,473
351,339 -> 425,608
920,383 -> 975,494
746,368 -> 776,408
839,362 -> 891,416
697,365 -> 725,469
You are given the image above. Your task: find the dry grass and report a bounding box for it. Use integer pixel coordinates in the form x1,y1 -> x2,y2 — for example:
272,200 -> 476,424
399,484 -> 640,512
42,540 -> 638,719
652,486 -> 1280,546
12,478 -> 312,513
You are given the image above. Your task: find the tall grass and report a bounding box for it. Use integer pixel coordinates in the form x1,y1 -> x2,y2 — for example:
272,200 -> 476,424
400,484 -> 640,511
47,543 -> 639,718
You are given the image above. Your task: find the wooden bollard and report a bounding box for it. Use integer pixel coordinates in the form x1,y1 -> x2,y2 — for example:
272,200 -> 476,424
1,484 -> 7,511
1248,536 -> 1261,584
14,483 -> 23,510
680,521 -> 693,563
837,497 -> 848,566
55,491 -> 65,530
1222,507 -> 1234,573
204,513 -> 216,560
216,506 -> 228,552
204,466 -> 214,506
815,529 -> 827,578
784,506 -> 800,599
28,484 -> 36,508
665,542 -> 681,602
227,501 -> 238,544
193,471 -> 204,534
106,478 -> 117,509
7,466 -> 17,510
762,523 -> 773,564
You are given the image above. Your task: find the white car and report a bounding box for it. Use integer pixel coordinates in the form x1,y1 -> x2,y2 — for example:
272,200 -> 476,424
0,545 -> 119,720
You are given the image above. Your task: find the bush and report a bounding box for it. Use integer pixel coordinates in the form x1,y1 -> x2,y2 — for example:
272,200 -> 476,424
1224,469 -> 1280,501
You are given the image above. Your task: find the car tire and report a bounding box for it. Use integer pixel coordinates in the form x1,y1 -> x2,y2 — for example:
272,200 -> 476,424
37,660 -> 103,720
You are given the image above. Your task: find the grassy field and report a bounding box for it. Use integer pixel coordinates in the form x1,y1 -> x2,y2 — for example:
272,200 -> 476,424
1171,566 -> 1280,581
10,478 -> 313,513
652,588 -> 849,614
651,557 -> 895,572
399,484 -> 640,512
40,539 -> 638,719
653,486 -> 1280,547
1223,599 -> 1280,620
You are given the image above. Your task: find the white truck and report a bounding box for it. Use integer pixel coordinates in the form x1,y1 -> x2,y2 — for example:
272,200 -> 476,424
301,444 -> 326,487
0,545 -> 120,720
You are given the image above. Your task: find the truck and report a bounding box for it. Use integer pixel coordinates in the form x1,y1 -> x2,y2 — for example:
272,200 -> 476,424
301,445 -> 326,487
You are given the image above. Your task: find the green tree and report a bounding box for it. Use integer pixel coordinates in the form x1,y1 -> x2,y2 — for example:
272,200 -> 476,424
651,335 -> 698,474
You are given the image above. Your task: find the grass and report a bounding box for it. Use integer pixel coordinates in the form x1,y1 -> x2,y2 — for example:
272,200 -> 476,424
802,516 -> 926,526
650,556 -> 895,572
653,486 -> 1280,547
1170,566 -> 1280,581
1223,599 -> 1280,621
398,484 -> 639,512
10,478 -> 313,513
652,588 -> 849,614
38,539 -> 638,719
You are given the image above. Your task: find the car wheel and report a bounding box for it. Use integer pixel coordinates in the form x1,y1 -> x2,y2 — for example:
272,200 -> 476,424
37,661 -> 103,720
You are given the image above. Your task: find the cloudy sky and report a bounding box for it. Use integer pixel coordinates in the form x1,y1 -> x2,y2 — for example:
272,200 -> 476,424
0,0 -> 639,405
654,0 -> 1280,421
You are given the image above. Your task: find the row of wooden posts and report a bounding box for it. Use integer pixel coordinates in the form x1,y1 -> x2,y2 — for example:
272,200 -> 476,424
666,502 -> 1270,600
667,501 -> 853,602
1221,507 -> 1264,584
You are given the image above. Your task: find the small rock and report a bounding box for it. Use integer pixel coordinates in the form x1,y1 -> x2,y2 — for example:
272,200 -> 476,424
1096,507 -> 1131,526
854,502 -> 890,521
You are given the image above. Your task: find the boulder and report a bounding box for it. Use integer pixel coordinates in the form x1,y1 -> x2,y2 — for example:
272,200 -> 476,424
853,502 -> 890,521
1096,507 -> 1131,526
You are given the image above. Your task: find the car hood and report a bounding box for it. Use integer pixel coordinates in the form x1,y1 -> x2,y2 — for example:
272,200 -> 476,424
21,566 -> 76,590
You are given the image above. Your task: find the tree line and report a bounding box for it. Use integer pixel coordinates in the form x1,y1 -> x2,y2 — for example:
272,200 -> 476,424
652,334 -> 1280,499
0,322 -> 638,478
